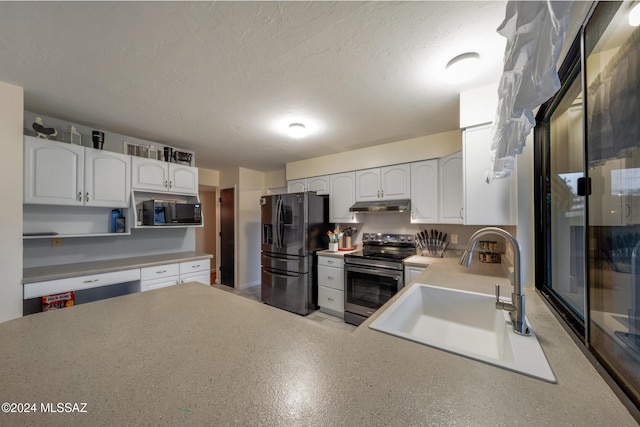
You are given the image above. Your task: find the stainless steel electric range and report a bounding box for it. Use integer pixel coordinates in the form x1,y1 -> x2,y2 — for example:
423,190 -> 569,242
343,233 -> 416,326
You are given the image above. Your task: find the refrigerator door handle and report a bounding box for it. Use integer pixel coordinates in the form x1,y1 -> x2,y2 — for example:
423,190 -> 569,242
263,268 -> 299,279
277,197 -> 284,249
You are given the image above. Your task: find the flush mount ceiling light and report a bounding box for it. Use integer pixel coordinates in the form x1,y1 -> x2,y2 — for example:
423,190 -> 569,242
288,123 -> 307,139
445,52 -> 481,83
630,3 -> 640,26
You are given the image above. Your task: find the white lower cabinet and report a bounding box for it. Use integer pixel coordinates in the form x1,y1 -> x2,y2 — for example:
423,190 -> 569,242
140,263 -> 180,292
140,259 -> 211,291
179,259 -> 211,286
24,269 -> 141,299
404,265 -> 426,286
317,256 -> 344,317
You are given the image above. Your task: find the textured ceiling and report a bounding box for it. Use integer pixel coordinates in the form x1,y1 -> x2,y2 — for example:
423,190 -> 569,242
0,1 -> 507,172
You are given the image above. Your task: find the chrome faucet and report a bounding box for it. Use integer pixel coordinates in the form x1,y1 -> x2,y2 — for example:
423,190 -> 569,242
459,227 -> 530,336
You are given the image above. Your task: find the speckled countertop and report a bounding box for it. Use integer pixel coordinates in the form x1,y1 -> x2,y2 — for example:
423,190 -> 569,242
1,258 -> 636,425
22,252 -> 213,283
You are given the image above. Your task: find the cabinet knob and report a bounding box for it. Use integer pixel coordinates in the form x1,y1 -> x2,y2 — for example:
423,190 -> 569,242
85,192 -> 89,202
460,208 -> 464,219
165,180 -> 168,188
169,181 -> 173,189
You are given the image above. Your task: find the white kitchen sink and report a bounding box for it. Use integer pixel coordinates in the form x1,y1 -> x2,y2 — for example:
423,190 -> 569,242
369,283 -> 556,383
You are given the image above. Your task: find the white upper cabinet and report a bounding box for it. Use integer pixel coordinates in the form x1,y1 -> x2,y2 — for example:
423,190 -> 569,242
131,157 -> 168,192
132,157 -> 198,194
24,136 -> 130,208
287,179 -> 307,193
438,151 -> 463,224
329,172 -> 357,223
307,176 -> 329,194
170,164 -> 198,194
355,164 -> 410,202
463,124 -> 516,225
410,159 -> 438,223
24,137 -> 84,206
84,149 -> 131,207
287,176 -> 329,194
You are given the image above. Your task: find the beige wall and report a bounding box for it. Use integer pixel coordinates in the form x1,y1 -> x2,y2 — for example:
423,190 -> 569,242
198,167 -> 220,187
237,167 -> 264,288
195,189 -> 217,260
264,169 -> 286,191
286,130 -> 461,180
0,81 -> 24,323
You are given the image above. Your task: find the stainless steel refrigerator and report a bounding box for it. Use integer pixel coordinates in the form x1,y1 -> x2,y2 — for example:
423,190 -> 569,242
260,192 -> 331,315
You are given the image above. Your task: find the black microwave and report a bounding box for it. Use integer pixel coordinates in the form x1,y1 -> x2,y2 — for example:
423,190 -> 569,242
142,200 -> 202,226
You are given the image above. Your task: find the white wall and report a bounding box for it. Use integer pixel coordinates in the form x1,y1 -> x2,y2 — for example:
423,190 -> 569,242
0,81 -> 24,323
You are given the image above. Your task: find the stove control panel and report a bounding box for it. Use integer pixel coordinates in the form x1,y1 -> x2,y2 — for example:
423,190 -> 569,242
362,233 -> 414,245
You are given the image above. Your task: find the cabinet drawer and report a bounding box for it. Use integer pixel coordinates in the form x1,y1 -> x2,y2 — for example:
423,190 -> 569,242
141,277 -> 179,292
141,263 -> 180,281
318,286 -> 344,313
318,265 -> 344,291
318,256 -> 343,268
179,259 -> 210,274
24,269 -> 141,299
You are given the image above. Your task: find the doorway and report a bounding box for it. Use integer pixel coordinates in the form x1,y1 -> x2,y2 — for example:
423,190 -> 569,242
220,187 -> 235,287
195,186 -> 217,284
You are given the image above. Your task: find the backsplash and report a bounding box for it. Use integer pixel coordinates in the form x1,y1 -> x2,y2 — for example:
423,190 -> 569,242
338,211 -> 516,252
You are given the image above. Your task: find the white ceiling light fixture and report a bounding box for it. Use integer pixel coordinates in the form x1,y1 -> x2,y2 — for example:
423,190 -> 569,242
288,122 -> 307,139
630,3 -> 640,26
445,52 -> 481,83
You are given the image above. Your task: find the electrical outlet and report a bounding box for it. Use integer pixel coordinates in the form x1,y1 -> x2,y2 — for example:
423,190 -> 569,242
451,234 -> 458,244
51,238 -> 62,248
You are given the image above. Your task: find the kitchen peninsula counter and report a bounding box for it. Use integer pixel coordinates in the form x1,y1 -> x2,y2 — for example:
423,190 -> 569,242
1,258 -> 636,425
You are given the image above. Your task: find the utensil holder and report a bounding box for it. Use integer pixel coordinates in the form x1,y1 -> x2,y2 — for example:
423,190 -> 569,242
328,242 -> 338,252
421,241 -> 448,258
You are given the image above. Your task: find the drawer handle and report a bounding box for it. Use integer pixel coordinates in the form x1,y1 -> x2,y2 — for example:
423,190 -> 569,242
328,298 -> 334,302
327,277 -> 334,281
192,265 -> 200,269
83,279 -> 99,283
327,260 -> 334,264
156,270 -> 167,274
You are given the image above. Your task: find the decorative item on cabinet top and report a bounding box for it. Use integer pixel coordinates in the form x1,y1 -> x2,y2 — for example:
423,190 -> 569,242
124,141 -> 160,160
32,117 -> 57,139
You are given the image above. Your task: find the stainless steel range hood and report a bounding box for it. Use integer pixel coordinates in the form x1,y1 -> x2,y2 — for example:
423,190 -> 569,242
349,199 -> 411,213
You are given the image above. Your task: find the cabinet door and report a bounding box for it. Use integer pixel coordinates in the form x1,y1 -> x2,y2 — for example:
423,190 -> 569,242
132,157 -> 168,192
463,125 -> 515,225
287,179 -> 306,193
24,137 -> 84,206
329,172 -> 357,223
380,164 -> 411,200
410,160 -> 438,223
355,168 -> 381,201
84,149 -> 131,208
438,151 -> 463,224
306,176 -> 329,195
169,164 -> 198,194
180,271 -> 211,286
404,266 -> 426,286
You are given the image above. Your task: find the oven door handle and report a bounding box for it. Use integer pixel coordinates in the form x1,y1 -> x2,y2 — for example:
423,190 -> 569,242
345,265 -> 402,280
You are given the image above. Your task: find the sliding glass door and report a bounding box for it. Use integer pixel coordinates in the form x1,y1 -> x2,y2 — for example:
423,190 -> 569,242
584,1 -> 640,406
543,69 -> 586,324
537,1 -> 640,409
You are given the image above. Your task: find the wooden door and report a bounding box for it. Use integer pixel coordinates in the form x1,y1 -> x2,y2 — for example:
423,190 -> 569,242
220,187 -> 235,287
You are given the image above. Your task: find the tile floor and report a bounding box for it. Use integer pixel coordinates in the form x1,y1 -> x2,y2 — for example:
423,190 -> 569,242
211,283 -> 357,333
